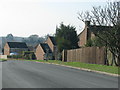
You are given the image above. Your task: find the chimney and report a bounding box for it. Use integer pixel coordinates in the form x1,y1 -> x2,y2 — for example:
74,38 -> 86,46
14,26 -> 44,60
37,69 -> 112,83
85,21 -> 90,26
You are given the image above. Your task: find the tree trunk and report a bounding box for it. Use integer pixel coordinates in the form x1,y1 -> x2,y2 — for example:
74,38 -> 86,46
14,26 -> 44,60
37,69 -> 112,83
105,47 -> 109,65
109,48 -> 119,66
110,53 -> 114,66
114,55 -> 119,66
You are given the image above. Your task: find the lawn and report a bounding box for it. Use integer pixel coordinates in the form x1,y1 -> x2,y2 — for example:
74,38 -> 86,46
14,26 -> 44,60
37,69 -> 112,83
27,60 -> 119,75
0,59 -> 7,62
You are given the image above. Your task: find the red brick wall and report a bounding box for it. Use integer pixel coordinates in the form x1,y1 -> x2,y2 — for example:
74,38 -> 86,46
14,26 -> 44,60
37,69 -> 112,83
78,27 -> 96,47
78,27 -> 88,47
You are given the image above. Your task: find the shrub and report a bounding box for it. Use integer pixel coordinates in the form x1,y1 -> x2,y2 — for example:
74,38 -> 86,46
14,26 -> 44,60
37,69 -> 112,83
7,55 -> 23,59
23,51 -> 36,60
7,55 -> 12,58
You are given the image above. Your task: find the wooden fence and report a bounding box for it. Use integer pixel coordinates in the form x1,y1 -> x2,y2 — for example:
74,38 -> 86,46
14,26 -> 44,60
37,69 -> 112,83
62,47 -> 105,65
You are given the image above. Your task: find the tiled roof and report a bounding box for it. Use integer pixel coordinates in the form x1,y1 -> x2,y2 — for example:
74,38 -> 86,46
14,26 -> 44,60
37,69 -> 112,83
7,42 -> 28,48
40,43 -> 52,53
90,25 -> 112,32
49,36 -> 57,45
78,25 -> 112,36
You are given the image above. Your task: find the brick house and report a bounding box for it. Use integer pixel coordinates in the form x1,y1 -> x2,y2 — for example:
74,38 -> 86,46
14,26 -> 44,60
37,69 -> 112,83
45,36 -> 57,52
78,21 -> 111,47
45,36 -> 57,59
4,42 -> 28,55
35,43 -> 53,60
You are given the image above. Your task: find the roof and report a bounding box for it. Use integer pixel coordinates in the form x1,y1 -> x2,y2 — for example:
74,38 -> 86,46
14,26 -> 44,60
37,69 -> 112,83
49,36 -> 57,45
7,42 -> 28,48
90,25 -> 112,32
27,46 -> 35,51
78,25 -> 112,36
40,43 -> 52,53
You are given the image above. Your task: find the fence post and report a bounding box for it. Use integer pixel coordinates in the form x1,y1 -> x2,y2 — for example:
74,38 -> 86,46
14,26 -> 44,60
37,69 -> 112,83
62,50 -> 67,62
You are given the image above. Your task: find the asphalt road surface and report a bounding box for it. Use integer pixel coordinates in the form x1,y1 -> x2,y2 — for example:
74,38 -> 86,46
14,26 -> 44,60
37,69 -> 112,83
2,60 -> 118,88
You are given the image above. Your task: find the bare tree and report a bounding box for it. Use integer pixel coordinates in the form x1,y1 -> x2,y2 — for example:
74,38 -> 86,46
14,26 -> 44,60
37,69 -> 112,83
78,1 -> 120,66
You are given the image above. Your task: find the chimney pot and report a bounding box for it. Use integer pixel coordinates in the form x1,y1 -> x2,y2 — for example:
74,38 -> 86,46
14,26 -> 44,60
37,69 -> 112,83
85,21 -> 90,26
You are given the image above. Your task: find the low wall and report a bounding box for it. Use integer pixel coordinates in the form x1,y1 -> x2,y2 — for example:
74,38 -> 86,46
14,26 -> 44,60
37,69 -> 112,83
0,55 -> 7,59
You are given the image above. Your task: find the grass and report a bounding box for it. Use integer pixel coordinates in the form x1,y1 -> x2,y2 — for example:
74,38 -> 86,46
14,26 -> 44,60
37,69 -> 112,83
63,62 -> 119,74
0,59 -> 7,61
26,60 -> 119,75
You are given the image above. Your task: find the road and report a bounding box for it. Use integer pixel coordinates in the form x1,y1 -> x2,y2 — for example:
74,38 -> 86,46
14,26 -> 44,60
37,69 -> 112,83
2,60 -> 118,88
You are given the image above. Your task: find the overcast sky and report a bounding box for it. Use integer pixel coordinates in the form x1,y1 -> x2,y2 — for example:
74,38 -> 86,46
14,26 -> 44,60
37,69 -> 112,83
0,0 -> 109,37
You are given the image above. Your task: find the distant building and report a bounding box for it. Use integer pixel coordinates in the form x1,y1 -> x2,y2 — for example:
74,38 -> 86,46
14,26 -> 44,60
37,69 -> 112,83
35,36 -> 58,60
78,21 -> 112,47
4,42 -> 28,55
35,43 -> 53,60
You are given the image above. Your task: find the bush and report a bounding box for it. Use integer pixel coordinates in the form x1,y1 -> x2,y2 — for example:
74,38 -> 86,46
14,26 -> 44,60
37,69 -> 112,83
23,51 -> 36,60
7,55 -> 12,58
7,51 -> 36,60
7,55 -> 23,59
85,39 -> 93,47
85,38 -> 105,47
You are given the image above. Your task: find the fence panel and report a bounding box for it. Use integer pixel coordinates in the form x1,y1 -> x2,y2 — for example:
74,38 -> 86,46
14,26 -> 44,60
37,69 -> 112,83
62,47 -> 105,65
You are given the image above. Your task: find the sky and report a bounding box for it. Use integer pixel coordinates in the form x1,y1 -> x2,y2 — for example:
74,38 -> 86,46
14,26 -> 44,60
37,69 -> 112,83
0,0 -> 109,37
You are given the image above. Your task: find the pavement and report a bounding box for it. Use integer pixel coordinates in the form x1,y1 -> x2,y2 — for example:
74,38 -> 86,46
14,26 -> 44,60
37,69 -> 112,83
2,60 -> 119,88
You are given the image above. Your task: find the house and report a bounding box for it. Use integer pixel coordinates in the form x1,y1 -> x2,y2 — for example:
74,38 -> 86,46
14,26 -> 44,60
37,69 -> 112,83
78,21 -> 112,47
45,36 -> 57,59
35,36 -> 58,60
4,42 -> 28,55
35,43 -> 53,60
45,36 -> 57,52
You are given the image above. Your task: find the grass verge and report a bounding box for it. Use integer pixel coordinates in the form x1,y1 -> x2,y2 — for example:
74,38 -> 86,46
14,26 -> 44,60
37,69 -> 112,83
0,59 -> 7,62
27,60 -> 119,75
